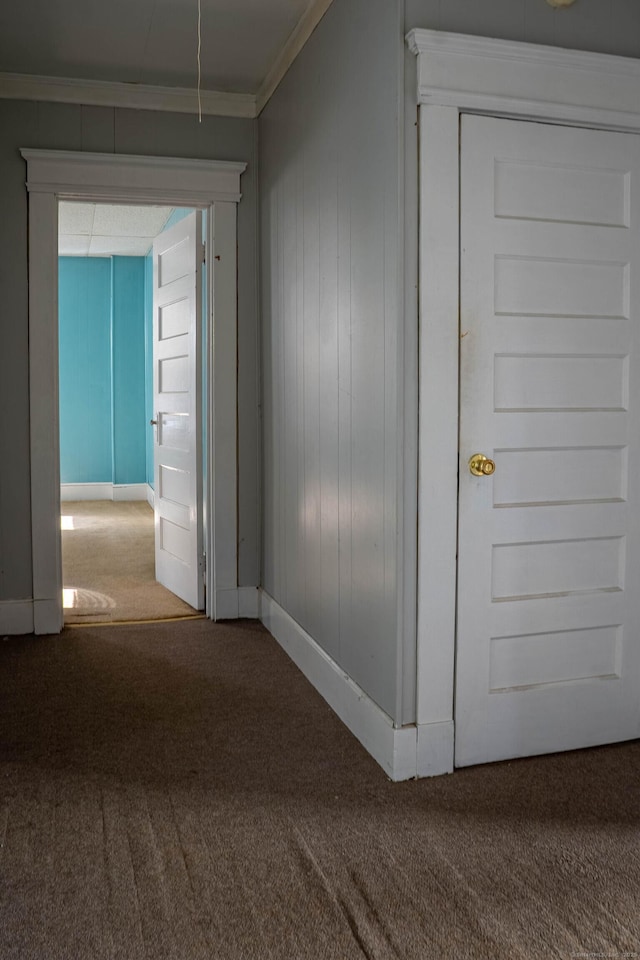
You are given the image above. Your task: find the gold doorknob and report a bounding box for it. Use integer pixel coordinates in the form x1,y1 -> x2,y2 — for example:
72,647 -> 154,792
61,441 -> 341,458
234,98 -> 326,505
469,453 -> 496,477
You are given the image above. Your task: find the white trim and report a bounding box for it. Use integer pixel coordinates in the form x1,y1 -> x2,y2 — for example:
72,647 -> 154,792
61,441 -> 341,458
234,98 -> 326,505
212,587 -> 260,620
61,483 -> 112,501
406,30 -> 640,132
0,72 -> 256,118
0,601 -> 35,635
21,150 -> 245,205
210,202 -> 239,620
260,590 -> 418,781
238,586 -> 260,618
415,105 -> 459,734
214,588 -> 240,620
146,484 -> 155,509
22,149 -> 245,634
416,720 -> 454,778
113,484 -> 148,502
408,30 -> 640,775
256,0 -> 335,114
60,483 -> 149,501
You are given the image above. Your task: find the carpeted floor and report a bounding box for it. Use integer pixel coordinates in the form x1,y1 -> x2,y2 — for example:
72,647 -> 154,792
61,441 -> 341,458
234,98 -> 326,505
61,500 -> 199,624
1,617 -> 639,959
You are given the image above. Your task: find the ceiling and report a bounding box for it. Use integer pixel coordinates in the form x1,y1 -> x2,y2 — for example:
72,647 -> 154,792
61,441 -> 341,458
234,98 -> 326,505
0,0 -> 314,95
58,203 -> 175,257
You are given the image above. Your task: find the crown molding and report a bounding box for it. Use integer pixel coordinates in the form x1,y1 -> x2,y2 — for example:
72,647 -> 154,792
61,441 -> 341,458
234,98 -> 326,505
256,0 -> 335,115
0,71 -> 256,118
406,29 -> 640,131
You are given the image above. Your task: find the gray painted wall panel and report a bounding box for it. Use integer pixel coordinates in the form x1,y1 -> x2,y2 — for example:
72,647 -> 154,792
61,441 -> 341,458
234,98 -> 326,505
405,0 -> 640,57
0,101 -> 38,600
260,0 -> 404,719
0,101 -> 258,602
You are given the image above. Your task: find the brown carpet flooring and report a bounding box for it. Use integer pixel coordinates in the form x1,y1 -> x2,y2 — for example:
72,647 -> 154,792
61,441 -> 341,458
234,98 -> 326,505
1,617 -> 640,960
61,501 -> 199,624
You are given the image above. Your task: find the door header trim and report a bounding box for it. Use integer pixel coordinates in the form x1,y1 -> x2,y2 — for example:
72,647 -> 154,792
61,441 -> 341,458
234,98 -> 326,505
407,29 -> 640,133
20,149 -> 246,204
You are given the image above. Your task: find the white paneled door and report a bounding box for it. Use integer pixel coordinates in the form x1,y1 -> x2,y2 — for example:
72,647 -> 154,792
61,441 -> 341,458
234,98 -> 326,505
152,212 -> 204,610
456,115 -> 640,766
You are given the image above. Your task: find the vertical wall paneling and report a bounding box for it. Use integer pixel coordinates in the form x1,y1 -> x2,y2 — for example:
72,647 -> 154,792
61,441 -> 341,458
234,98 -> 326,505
260,0 -> 404,720
0,101 -> 37,603
29,191 -> 61,631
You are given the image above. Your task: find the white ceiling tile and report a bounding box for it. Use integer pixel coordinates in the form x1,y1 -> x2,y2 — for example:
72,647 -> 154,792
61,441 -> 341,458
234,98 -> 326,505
89,235 -> 155,256
58,202 -> 95,236
59,235 -> 91,256
91,204 -> 172,238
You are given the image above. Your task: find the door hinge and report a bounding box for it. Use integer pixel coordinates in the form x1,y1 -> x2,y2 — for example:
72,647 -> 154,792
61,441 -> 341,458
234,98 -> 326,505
200,242 -> 206,264
199,553 -> 207,580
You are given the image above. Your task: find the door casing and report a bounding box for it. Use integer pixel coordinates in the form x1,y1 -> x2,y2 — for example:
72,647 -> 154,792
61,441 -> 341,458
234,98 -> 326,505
21,150 -> 246,633
407,29 -> 640,776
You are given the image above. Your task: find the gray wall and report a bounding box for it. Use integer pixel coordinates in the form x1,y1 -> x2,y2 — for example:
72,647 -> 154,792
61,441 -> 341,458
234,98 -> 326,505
0,101 -> 259,602
405,0 -> 640,57
259,0 -> 408,721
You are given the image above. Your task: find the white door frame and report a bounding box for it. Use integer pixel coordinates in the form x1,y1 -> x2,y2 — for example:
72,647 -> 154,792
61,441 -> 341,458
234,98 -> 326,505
407,30 -> 640,776
21,149 -> 246,633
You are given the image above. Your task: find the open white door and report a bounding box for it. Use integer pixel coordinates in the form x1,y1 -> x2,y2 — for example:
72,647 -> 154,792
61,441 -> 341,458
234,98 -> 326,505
152,211 -> 204,610
456,115 -> 640,767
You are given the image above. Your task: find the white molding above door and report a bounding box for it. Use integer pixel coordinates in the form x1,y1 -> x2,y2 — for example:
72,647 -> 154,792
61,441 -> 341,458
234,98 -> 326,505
407,30 -> 640,776
21,149 -> 246,634
406,30 -> 640,131
21,150 -> 245,204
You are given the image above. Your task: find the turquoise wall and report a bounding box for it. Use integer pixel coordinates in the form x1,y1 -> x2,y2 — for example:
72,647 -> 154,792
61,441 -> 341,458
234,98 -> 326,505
59,258 -> 113,483
144,254 -> 154,486
59,256 -> 147,485
111,257 -> 146,484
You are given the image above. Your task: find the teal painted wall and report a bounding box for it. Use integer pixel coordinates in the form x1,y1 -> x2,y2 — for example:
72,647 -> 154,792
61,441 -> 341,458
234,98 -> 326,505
112,257 -> 146,485
59,258 -> 113,483
144,254 -> 154,487
59,256 -> 147,486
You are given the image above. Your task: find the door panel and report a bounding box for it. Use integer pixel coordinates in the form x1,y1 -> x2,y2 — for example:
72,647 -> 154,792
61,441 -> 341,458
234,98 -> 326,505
456,115 -> 640,767
153,211 -> 204,610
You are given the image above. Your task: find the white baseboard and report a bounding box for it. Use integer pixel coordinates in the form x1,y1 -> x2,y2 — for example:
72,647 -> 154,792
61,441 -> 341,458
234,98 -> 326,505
417,720 -> 454,777
0,600 -> 34,634
61,483 -> 148,502
238,586 -> 259,618
259,590 -> 419,782
61,482 -> 112,501
113,484 -> 148,501
214,588 -> 239,619
146,483 -> 155,509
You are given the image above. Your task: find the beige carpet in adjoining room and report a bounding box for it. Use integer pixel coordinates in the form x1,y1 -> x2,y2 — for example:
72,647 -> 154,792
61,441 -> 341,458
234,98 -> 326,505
61,500 -> 200,624
1,617 -> 640,960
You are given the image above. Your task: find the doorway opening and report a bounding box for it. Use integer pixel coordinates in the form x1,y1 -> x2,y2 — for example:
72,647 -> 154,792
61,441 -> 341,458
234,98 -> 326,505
57,201 -> 205,625
23,148 -> 245,635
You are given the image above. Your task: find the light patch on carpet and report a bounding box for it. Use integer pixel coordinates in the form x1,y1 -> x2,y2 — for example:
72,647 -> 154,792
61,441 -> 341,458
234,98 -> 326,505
62,500 -> 199,624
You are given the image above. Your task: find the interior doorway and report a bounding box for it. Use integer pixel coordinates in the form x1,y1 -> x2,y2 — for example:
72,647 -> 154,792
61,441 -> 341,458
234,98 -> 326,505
23,148 -> 245,635
57,201 -> 205,625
